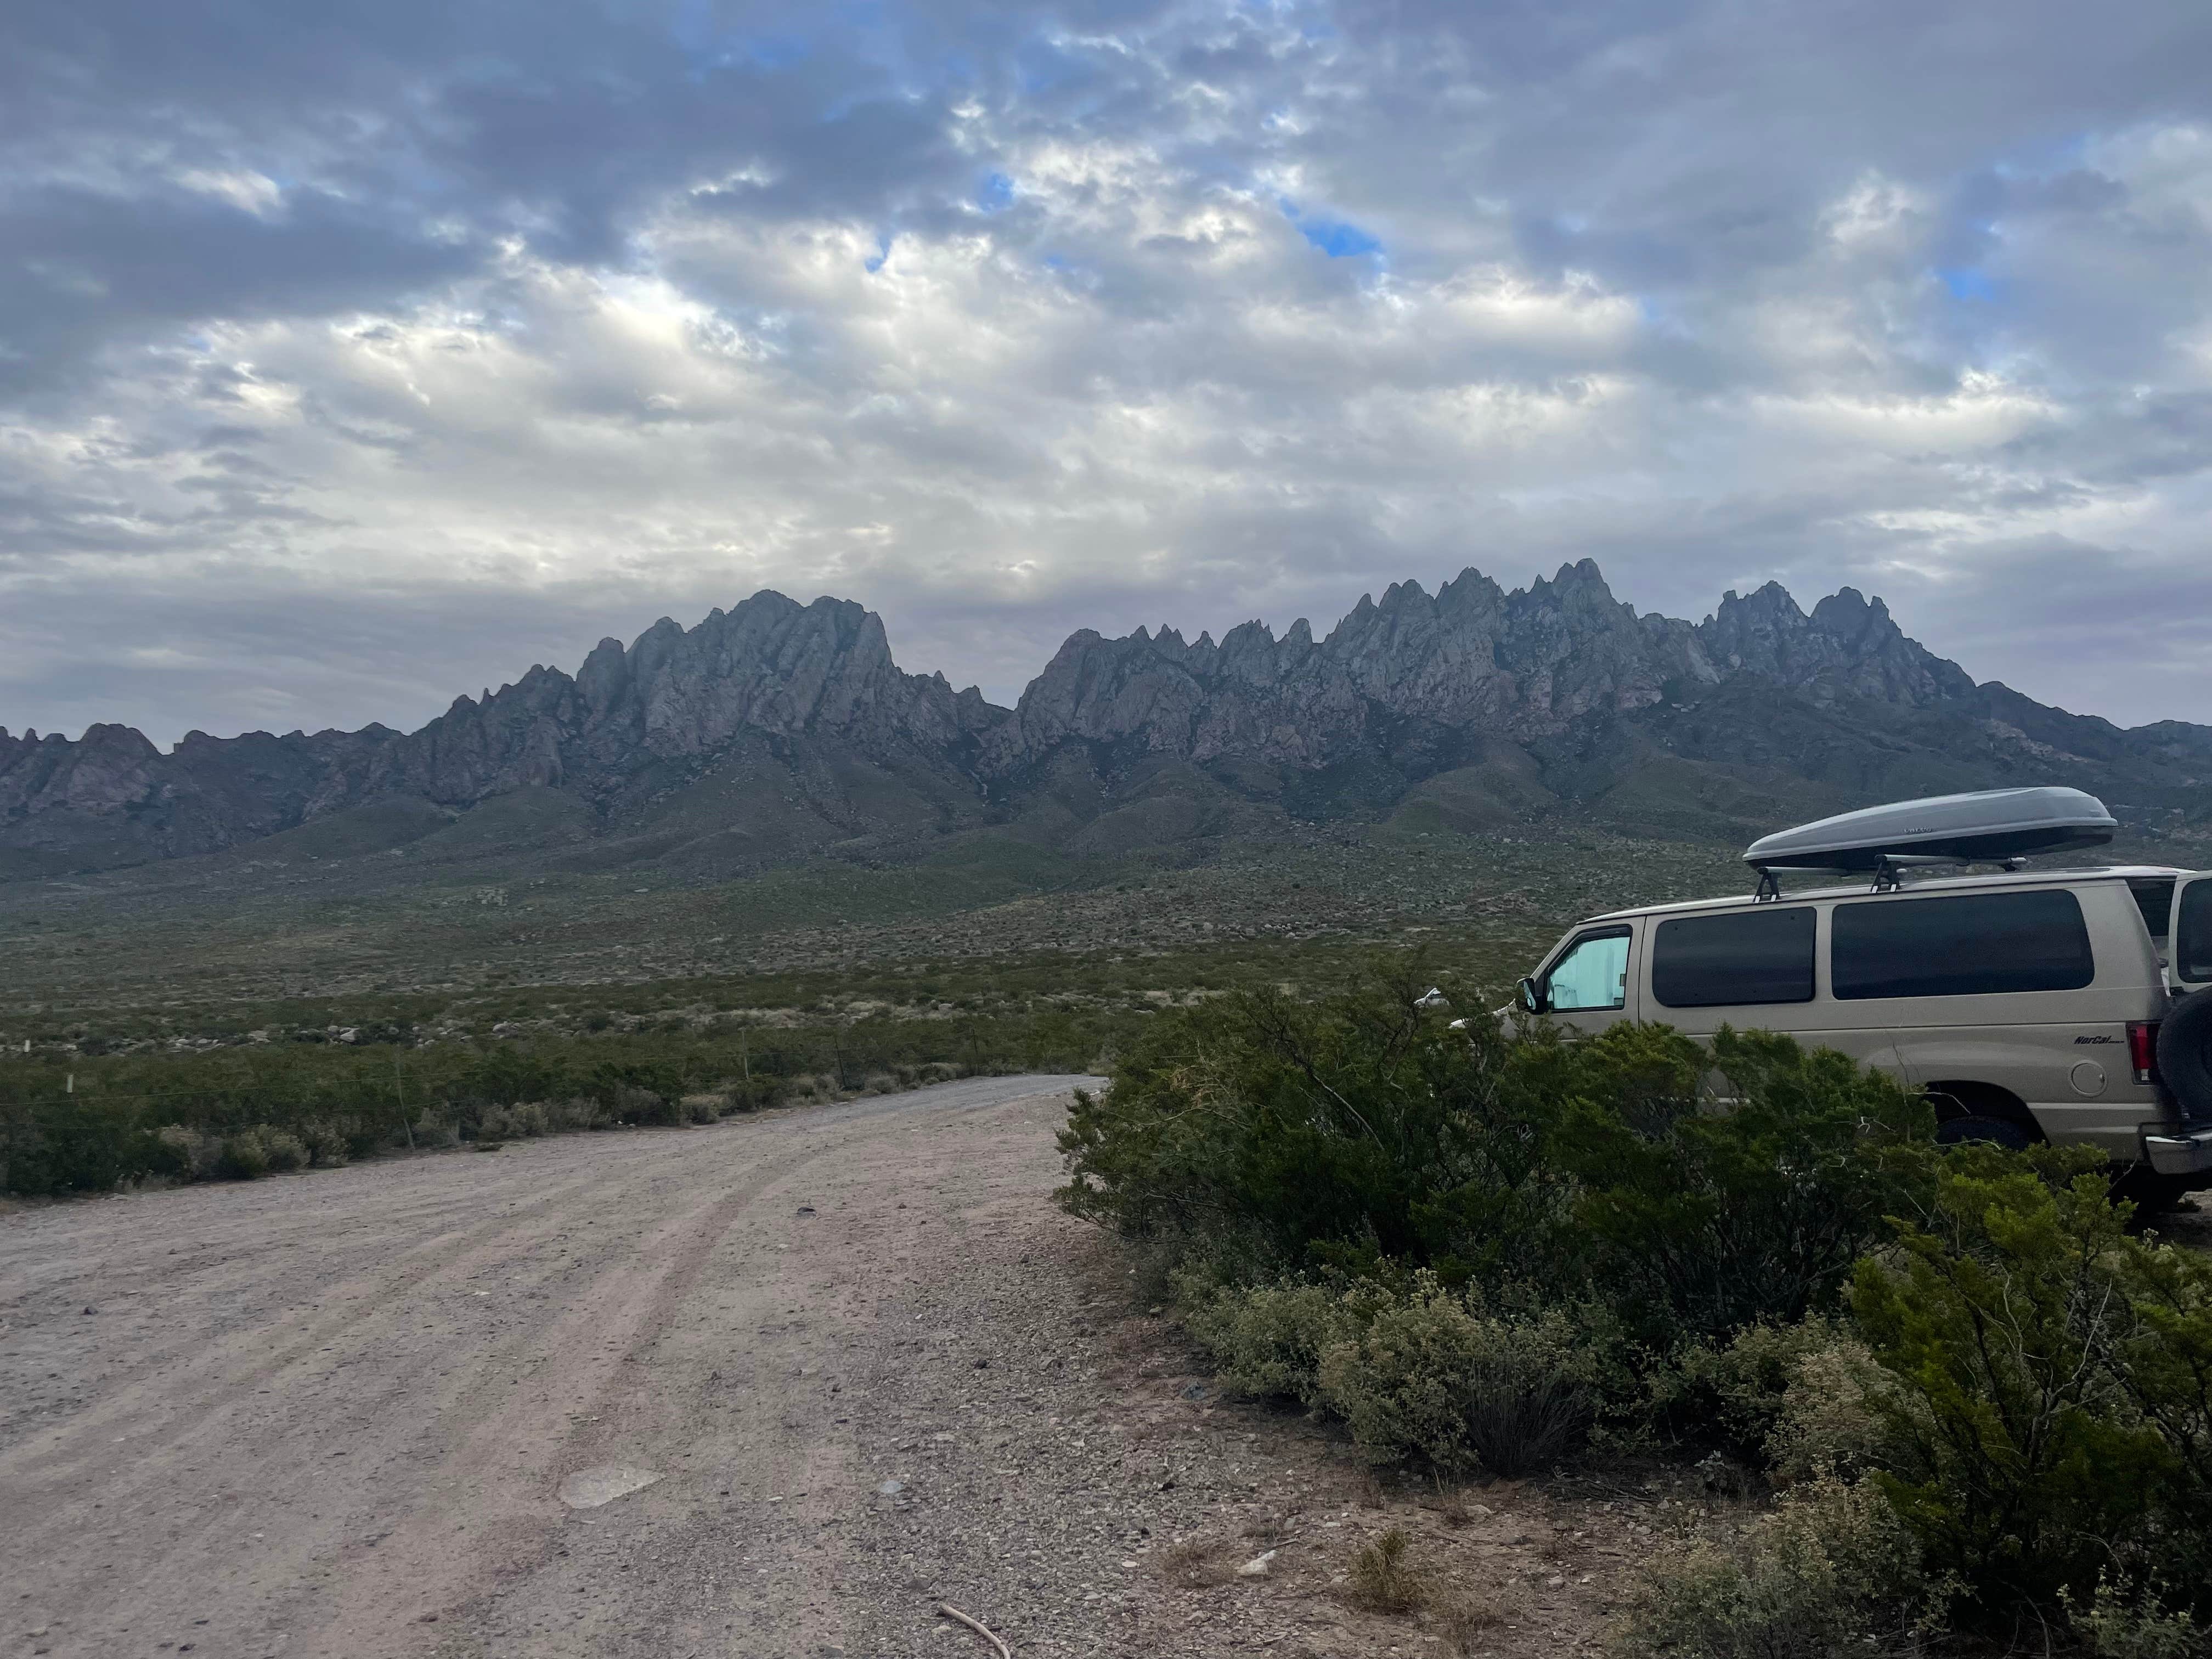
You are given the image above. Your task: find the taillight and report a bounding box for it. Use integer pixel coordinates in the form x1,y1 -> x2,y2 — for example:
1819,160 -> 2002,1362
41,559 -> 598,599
2128,1022 -> 2160,1086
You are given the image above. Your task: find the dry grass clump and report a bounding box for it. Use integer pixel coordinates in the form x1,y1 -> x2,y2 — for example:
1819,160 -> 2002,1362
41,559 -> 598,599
1159,1537 -> 1240,1589
1344,1527 -> 1426,1615
1431,1589 -> 1502,1654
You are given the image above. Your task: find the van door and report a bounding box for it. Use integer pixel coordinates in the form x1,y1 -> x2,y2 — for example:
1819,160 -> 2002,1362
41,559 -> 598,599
2172,875 -> 2212,995
1534,923 -> 1637,1036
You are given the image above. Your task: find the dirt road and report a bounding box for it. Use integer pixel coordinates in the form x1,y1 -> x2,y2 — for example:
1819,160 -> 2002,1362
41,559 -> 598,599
4,1075 -> 1651,1659
3,1078 -> 1107,1657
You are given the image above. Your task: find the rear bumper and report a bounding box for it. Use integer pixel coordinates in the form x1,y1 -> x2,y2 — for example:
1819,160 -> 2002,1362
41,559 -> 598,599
2142,1125 -> 2212,1176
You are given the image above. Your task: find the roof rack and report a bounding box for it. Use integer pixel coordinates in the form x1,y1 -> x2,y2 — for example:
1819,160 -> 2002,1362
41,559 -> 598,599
1743,787 -> 2117,900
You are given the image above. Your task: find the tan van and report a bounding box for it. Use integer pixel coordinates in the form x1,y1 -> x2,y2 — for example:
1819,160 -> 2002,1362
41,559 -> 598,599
1517,816 -> 2212,1191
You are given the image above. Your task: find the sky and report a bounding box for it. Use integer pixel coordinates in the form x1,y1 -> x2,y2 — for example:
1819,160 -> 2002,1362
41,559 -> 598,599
3,0 -> 2210,748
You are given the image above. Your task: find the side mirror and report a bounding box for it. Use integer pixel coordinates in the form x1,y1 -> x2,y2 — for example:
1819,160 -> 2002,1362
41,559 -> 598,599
1516,976 -> 1544,1014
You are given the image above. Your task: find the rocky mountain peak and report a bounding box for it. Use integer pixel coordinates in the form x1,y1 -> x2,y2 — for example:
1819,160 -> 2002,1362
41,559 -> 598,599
6,560 -> 2196,882
1698,578 -> 1970,706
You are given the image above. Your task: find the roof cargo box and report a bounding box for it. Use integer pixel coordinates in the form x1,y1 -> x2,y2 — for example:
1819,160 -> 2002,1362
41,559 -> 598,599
1743,786 -> 2118,874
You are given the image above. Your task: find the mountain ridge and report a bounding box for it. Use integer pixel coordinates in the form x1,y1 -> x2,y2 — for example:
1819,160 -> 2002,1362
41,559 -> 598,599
4,561 -> 2208,882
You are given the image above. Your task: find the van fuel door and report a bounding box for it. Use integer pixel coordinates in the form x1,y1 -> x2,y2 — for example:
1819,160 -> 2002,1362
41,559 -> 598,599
2171,875 -> 2212,995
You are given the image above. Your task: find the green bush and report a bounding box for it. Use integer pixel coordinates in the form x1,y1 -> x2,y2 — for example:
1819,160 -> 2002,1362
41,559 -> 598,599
0,1094 -> 178,1194
1058,964 -> 1573,1285
218,1125 -> 309,1178
219,1127 -> 274,1179
1315,1279 -> 1598,1475
2069,1578 -> 2212,1659
1848,1144 -> 2212,1633
1764,1331 -> 1897,1487
1646,1317 -> 1854,1468
1180,1275 -> 1364,1408
5,986 -> 1123,1197
294,1118 -> 353,1166
1060,964 -> 1933,1361
1548,1025 -> 1932,1348
1611,1475 -> 1935,1659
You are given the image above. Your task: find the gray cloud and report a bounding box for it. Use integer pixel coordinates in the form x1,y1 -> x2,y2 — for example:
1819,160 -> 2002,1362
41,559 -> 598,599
2,0 -> 2209,746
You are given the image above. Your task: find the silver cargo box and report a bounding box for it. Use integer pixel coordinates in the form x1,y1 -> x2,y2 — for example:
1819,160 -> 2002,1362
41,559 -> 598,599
1743,786 -> 2118,873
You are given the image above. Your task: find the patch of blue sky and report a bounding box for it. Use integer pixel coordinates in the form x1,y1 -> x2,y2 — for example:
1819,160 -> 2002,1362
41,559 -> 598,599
975,172 -> 1015,213
1300,217 -> 1382,258
1939,266 -> 2000,302
1276,196 -> 1383,258
864,232 -> 893,273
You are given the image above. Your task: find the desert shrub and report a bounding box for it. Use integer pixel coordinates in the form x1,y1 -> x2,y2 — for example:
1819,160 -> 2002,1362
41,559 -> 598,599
1647,1317 -> 1854,1467
1848,1144 -> 2212,1633
1547,1025 -> 1932,1349
219,1127 -> 274,1178
1058,965 -> 1573,1285
411,1112 -> 460,1149
1764,1332 -> 1898,1487
1181,1273 -> 1396,1407
679,1092 -> 727,1123
2068,1578 -> 2212,1659
1314,1276 -> 1598,1475
156,1124 -> 225,1180
608,1084 -> 672,1125
294,1118 -> 353,1166
1611,1475 -> 1934,1659
1060,960 -> 1945,1488
1344,1527 -> 1427,1615
0,1094 -> 179,1194
1060,971 -> 1931,1350
476,1101 -> 552,1140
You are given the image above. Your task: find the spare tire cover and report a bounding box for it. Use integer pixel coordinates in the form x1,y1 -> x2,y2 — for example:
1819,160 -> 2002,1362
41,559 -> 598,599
2159,988 -> 2212,1118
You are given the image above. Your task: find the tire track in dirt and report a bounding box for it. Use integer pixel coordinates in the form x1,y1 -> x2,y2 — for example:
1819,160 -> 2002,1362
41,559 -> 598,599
1,1075 -> 1093,1659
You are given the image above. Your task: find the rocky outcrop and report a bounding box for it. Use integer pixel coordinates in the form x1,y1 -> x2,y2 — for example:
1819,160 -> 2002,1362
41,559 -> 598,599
4,562 -> 2206,877
991,561 -> 1970,768
0,591 -> 1009,868
1699,583 -> 1974,707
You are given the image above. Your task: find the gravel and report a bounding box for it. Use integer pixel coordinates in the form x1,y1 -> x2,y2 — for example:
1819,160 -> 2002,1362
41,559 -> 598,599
3,1073 -> 1678,1659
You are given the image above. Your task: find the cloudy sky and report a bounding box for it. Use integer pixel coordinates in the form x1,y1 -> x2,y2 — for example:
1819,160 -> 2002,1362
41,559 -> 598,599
4,0 -> 2209,747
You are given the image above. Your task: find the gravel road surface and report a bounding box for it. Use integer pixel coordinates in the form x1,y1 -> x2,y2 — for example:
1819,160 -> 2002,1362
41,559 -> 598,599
4,1075 -> 1646,1659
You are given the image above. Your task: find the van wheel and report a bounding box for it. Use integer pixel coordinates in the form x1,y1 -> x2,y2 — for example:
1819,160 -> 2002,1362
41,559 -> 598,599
1935,1115 -> 2034,1152
2158,989 -> 2212,1119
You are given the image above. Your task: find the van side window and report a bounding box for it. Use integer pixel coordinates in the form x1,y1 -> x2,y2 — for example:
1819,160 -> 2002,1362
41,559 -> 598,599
2178,882 -> 2212,984
1651,907 -> 1816,1008
2130,878 -> 2175,943
1543,928 -> 1630,1012
1832,889 -> 2094,1001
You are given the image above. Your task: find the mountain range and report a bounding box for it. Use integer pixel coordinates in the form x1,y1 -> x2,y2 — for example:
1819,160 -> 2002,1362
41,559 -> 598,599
5,560 -> 2209,885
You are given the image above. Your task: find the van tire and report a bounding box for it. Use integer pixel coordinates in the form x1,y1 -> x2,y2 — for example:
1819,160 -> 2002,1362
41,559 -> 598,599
1935,1115 -> 2034,1152
2159,989 -> 2212,1118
